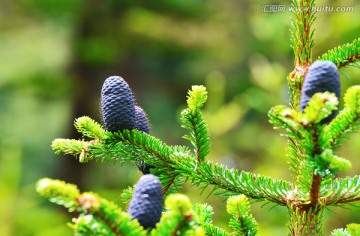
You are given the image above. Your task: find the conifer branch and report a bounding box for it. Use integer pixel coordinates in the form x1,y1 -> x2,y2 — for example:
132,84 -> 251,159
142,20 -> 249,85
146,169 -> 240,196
227,195 -> 258,236
321,86 -> 360,149
181,85 -> 211,162
193,204 -> 231,236
71,214 -> 114,235
269,93 -> 340,200
324,176 -> 360,206
330,228 -> 351,236
75,116 -> 106,140
181,109 -> 210,162
288,0 -> 316,110
36,178 -> 147,236
288,205 -> 324,236
118,130 -> 291,204
151,194 -> 204,236
290,0 -> 316,67
318,38 -> 360,69
53,127 -> 291,205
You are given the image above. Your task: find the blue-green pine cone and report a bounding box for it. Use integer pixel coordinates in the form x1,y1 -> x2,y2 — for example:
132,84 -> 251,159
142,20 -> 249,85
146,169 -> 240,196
300,61 -> 340,123
101,76 -> 136,132
128,174 -> 164,229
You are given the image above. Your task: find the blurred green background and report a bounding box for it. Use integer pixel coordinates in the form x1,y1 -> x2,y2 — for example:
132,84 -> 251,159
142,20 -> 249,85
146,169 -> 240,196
0,0 -> 359,235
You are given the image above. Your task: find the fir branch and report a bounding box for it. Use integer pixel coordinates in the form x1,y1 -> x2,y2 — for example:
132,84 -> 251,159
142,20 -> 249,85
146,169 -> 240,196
330,228 -> 351,236
71,214 -> 114,236
151,194 -> 196,236
74,116 -> 106,140
290,0 -> 316,67
321,108 -> 359,149
288,205 -> 324,236
288,0 -> 316,110
288,71 -> 305,110
181,85 -> 211,162
192,203 -> 231,236
36,178 -> 80,212
324,176 -> 360,206
303,92 -> 338,125
321,86 -> 360,149
318,38 -> 360,69
181,109 -> 211,162
36,178 -> 146,236
120,186 -> 134,207
200,224 -> 231,236
52,139 -> 90,158
268,105 -> 316,188
186,85 -> 208,110
268,105 -> 305,140
227,195 -> 258,236
54,129 -> 291,204
118,130 -> 291,204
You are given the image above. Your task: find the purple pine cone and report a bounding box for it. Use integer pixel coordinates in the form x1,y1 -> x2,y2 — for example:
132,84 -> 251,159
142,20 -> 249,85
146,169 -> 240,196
101,76 -> 136,132
135,106 -> 151,134
128,174 -> 164,229
134,106 -> 153,174
300,61 -> 340,123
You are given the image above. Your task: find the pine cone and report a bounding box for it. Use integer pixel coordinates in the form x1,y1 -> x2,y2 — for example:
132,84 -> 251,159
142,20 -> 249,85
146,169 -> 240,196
134,106 -> 153,174
135,106 -> 151,134
101,76 -> 136,132
128,174 -> 163,229
300,61 -> 340,123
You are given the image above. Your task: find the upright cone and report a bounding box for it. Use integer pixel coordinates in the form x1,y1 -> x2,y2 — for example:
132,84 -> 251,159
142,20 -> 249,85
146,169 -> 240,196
300,61 -> 340,123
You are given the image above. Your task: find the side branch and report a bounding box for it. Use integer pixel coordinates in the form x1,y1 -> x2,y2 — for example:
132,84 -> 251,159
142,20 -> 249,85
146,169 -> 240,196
117,131 -> 291,204
318,38 -> 360,69
54,130 -> 291,205
324,176 -> 360,206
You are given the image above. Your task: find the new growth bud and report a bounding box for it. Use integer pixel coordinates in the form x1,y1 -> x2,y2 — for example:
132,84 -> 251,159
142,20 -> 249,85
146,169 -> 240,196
128,174 -> 164,229
300,61 -> 340,123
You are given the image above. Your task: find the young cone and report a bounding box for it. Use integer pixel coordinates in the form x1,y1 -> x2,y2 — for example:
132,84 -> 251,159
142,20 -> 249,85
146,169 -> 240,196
101,76 -> 136,132
134,106 -> 151,134
128,174 -> 164,229
134,106 -> 153,174
300,61 -> 340,123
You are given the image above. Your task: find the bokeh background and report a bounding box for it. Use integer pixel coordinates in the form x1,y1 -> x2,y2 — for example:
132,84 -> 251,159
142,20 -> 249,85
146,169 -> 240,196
1,0 -> 359,235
